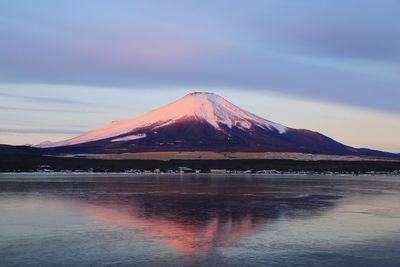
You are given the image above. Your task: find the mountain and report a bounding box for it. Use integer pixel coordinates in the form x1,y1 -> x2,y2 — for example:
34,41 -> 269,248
39,92 -> 397,157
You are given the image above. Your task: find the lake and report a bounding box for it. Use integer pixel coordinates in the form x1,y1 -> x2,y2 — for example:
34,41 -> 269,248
1,173 -> 400,266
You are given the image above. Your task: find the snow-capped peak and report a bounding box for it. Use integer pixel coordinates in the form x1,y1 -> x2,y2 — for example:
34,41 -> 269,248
179,92 -> 287,132
40,92 -> 287,147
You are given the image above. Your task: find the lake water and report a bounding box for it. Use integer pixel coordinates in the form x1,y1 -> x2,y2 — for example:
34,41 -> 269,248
1,173 -> 400,267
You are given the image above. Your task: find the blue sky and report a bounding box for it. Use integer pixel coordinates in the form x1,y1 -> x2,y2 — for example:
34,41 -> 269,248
0,1 -> 399,152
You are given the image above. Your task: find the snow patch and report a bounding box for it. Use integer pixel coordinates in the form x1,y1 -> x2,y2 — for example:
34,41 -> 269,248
35,140 -> 55,148
111,133 -> 147,142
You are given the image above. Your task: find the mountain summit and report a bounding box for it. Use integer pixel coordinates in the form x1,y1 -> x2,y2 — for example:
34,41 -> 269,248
39,92 -> 394,157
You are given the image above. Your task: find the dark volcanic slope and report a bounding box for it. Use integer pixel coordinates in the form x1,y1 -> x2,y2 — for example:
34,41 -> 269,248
44,119 -> 344,153
42,119 -> 397,158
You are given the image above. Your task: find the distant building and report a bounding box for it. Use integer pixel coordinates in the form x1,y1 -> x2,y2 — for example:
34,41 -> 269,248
210,169 -> 227,174
39,165 -> 51,168
178,166 -> 192,173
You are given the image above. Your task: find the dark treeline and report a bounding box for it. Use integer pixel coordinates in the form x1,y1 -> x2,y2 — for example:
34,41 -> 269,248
1,154 -> 399,173
1,145 -> 399,172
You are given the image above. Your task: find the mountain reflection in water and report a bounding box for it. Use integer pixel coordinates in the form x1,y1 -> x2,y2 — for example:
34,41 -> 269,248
1,174 -> 400,266
76,191 -> 338,254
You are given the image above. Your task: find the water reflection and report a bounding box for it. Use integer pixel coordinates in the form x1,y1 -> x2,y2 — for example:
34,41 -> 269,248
1,174 -> 342,254
75,192 -> 339,254
1,174 -> 400,266
81,203 -> 255,254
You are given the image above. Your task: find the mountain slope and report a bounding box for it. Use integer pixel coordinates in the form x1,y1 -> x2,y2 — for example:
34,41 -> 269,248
38,92 -> 397,158
40,92 -> 287,147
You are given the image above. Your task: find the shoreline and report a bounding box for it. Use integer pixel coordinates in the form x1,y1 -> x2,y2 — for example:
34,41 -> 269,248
1,171 -> 399,177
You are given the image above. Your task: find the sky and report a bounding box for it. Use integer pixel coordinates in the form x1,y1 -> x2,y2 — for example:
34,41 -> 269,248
0,0 -> 399,152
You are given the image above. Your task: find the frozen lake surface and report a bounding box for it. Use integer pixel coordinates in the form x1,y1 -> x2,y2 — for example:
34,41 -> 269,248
1,173 -> 400,266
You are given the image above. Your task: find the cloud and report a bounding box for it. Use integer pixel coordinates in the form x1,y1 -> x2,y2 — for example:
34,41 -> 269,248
0,0 -> 399,113
0,92 -> 90,106
0,128 -> 84,135
0,105 -> 94,113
